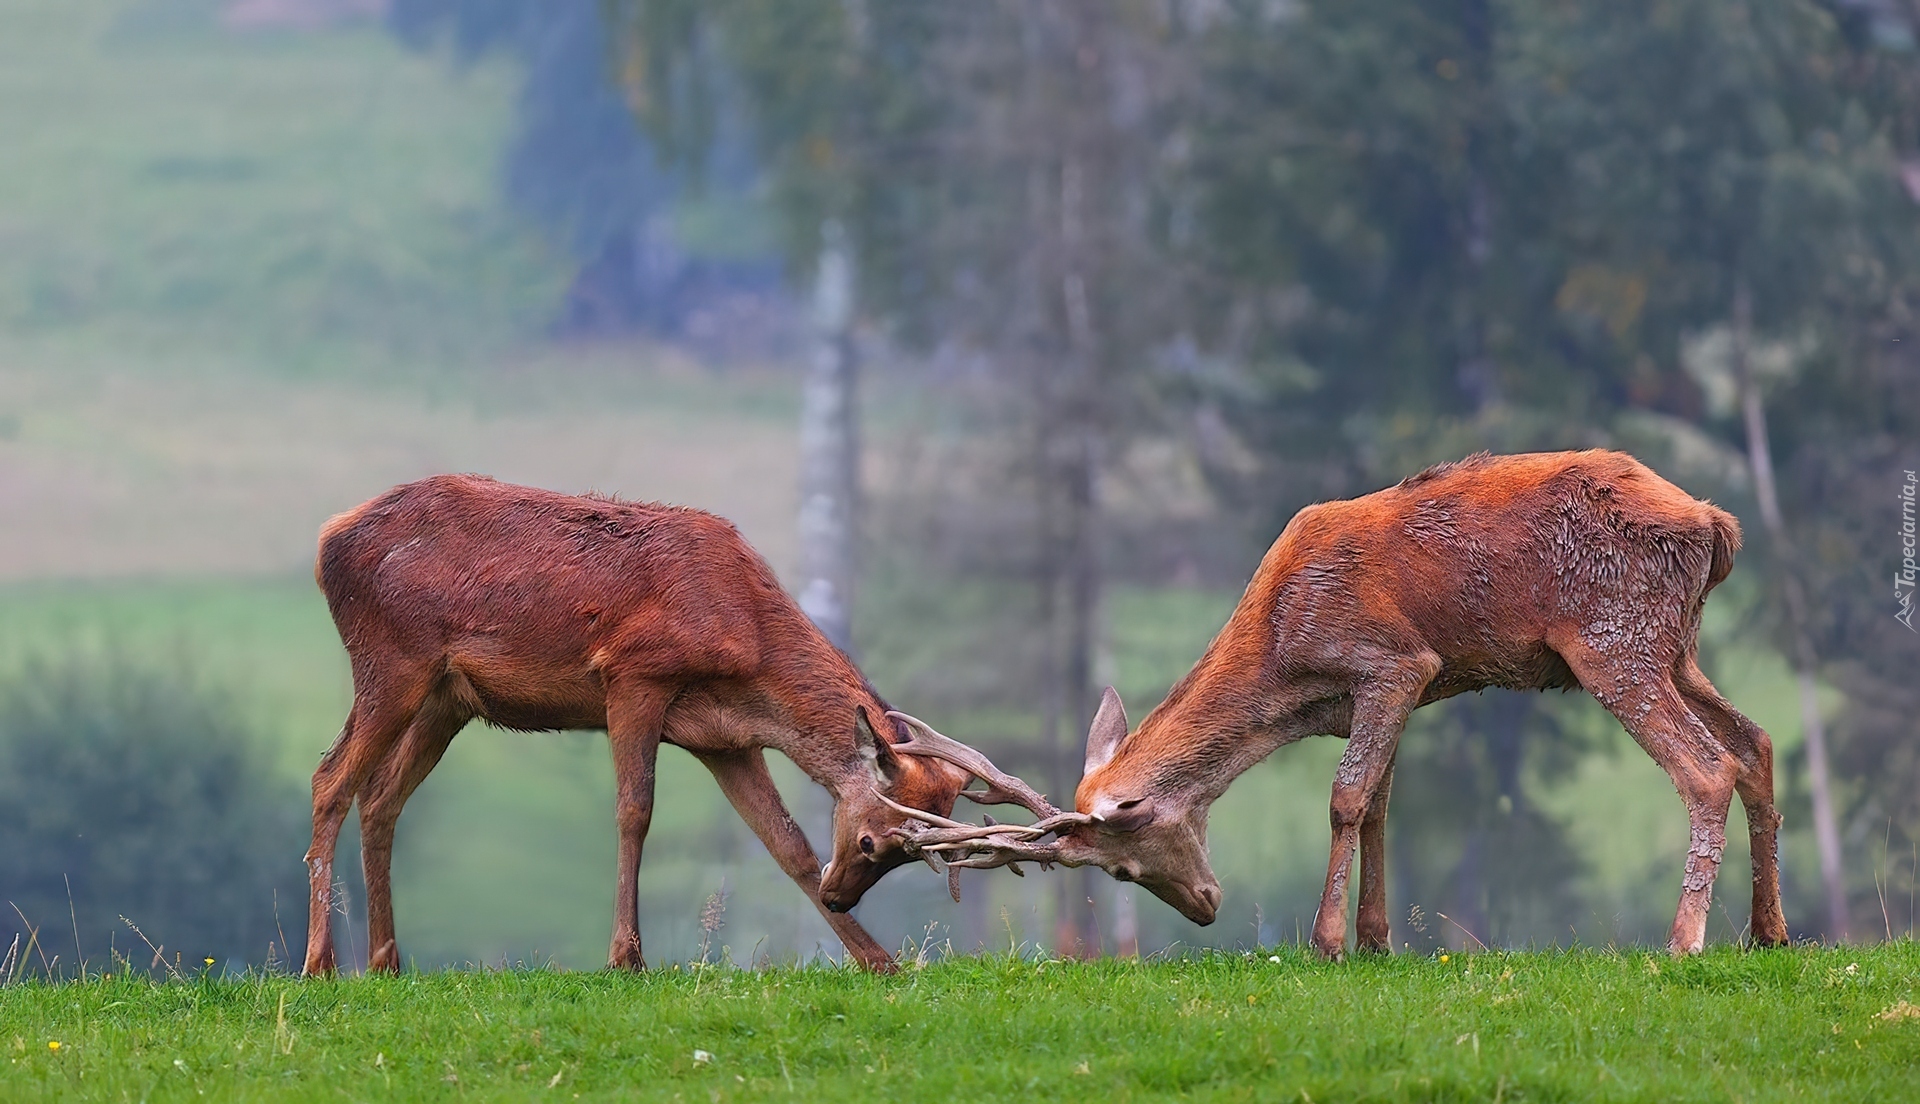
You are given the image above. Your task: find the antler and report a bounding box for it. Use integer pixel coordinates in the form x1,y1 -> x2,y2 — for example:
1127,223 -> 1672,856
886,710 -> 1063,821
878,711 -> 1095,893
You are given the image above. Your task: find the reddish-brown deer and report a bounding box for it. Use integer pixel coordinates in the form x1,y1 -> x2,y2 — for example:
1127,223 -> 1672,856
901,451 -> 1789,958
303,474 -> 1020,976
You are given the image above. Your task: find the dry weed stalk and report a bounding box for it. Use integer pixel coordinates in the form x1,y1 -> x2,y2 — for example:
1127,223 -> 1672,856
697,882 -> 729,966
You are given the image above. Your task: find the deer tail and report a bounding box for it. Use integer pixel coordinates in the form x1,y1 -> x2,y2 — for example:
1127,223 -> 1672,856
1704,506 -> 1743,592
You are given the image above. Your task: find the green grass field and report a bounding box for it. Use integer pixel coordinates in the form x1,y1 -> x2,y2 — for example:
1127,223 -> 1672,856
3,946 -> 1917,1102
0,0 -> 558,367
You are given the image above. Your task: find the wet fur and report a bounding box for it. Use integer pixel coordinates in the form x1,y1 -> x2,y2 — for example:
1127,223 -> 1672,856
1073,450 -> 1786,958
302,475 -> 966,977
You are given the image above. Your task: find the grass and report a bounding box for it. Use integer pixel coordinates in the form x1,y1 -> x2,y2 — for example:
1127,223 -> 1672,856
0,0 -> 561,368
2,945 -> 1917,1101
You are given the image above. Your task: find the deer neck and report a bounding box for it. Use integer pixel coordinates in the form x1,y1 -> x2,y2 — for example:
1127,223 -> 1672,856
1125,691 -> 1293,809
753,629 -> 887,799
1122,613 -> 1304,807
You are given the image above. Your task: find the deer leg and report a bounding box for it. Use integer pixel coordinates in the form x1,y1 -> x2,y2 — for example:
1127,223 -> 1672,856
304,671 -> 432,976
695,749 -> 898,973
1312,654 -> 1438,961
1674,655 -> 1788,948
303,705 -> 357,977
358,693 -> 467,975
1559,640 -> 1738,955
1355,757 -> 1397,954
606,683 -> 671,971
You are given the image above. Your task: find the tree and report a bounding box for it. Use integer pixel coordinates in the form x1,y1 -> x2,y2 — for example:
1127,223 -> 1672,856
388,0 -> 777,336
1180,0 -> 1615,944
797,221 -> 859,651
1505,0 -> 1920,939
586,0 -> 1916,949
618,0 -> 1202,951
1180,0 -> 1920,943
0,657 -> 304,973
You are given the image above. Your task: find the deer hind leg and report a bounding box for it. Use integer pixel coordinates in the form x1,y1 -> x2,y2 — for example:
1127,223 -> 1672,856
1312,652 -> 1439,961
303,667 -> 433,976
606,682 -> 672,971
1673,655 -> 1788,948
1557,638 -> 1738,955
695,749 -> 898,974
357,691 -> 468,975
1355,757 -> 1398,954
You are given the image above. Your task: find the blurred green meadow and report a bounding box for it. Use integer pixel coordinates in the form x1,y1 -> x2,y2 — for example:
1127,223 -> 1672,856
0,568 -> 1823,968
0,0 -> 1849,973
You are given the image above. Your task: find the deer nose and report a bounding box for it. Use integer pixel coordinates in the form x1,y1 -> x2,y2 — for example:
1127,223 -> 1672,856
817,864 -> 848,912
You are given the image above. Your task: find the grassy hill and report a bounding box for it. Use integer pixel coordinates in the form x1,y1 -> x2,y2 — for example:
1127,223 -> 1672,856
0,0 -> 553,366
3,945 -> 1917,1101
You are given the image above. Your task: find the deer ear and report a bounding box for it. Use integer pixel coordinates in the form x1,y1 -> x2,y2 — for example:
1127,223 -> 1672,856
1083,686 -> 1130,775
855,706 -> 900,787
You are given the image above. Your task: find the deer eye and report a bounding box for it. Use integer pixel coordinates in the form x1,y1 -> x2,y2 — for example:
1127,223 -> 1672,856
1117,798 -> 1143,810
859,835 -> 875,855
1115,864 -> 1138,882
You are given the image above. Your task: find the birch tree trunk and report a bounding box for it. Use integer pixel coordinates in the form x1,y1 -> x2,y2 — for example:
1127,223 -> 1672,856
1730,281 -> 1849,941
797,221 -> 859,653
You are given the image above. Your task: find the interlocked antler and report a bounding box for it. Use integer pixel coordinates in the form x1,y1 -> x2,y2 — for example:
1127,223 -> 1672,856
880,712 -> 1092,887
886,710 -> 1063,820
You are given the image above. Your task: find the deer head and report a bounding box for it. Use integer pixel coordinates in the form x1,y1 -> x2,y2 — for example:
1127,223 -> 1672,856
889,688 -> 1224,926
816,708 -> 972,912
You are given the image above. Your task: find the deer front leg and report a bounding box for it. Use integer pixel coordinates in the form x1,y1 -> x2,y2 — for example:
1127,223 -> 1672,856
696,750 -> 899,974
1312,654 -> 1437,961
1355,758 -> 1397,954
606,683 -> 671,971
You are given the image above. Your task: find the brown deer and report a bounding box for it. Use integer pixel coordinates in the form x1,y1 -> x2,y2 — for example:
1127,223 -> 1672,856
303,474 -> 1034,976
900,451 -> 1790,958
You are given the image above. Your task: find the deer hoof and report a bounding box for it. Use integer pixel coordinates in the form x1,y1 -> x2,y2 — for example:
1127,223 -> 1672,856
607,941 -> 647,972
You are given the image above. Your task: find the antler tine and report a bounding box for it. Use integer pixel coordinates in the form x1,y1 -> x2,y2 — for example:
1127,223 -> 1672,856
886,710 -> 1063,821
871,789 -> 982,833
908,810 -> 1093,863
935,833 -> 1069,871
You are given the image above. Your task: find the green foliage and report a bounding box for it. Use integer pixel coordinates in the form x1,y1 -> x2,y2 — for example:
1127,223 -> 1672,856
1183,0 -> 1920,929
0,655 -> 305,974
2,945 -> 1917,1100
1184,0 -> 1919,510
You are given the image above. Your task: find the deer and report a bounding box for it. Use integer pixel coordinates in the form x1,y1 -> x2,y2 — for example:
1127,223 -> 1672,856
302,474 -> 1044,976
897,450 -> 1791,959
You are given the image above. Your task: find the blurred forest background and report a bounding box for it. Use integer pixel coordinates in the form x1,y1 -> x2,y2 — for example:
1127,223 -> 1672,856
1,0 -> 1914,974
